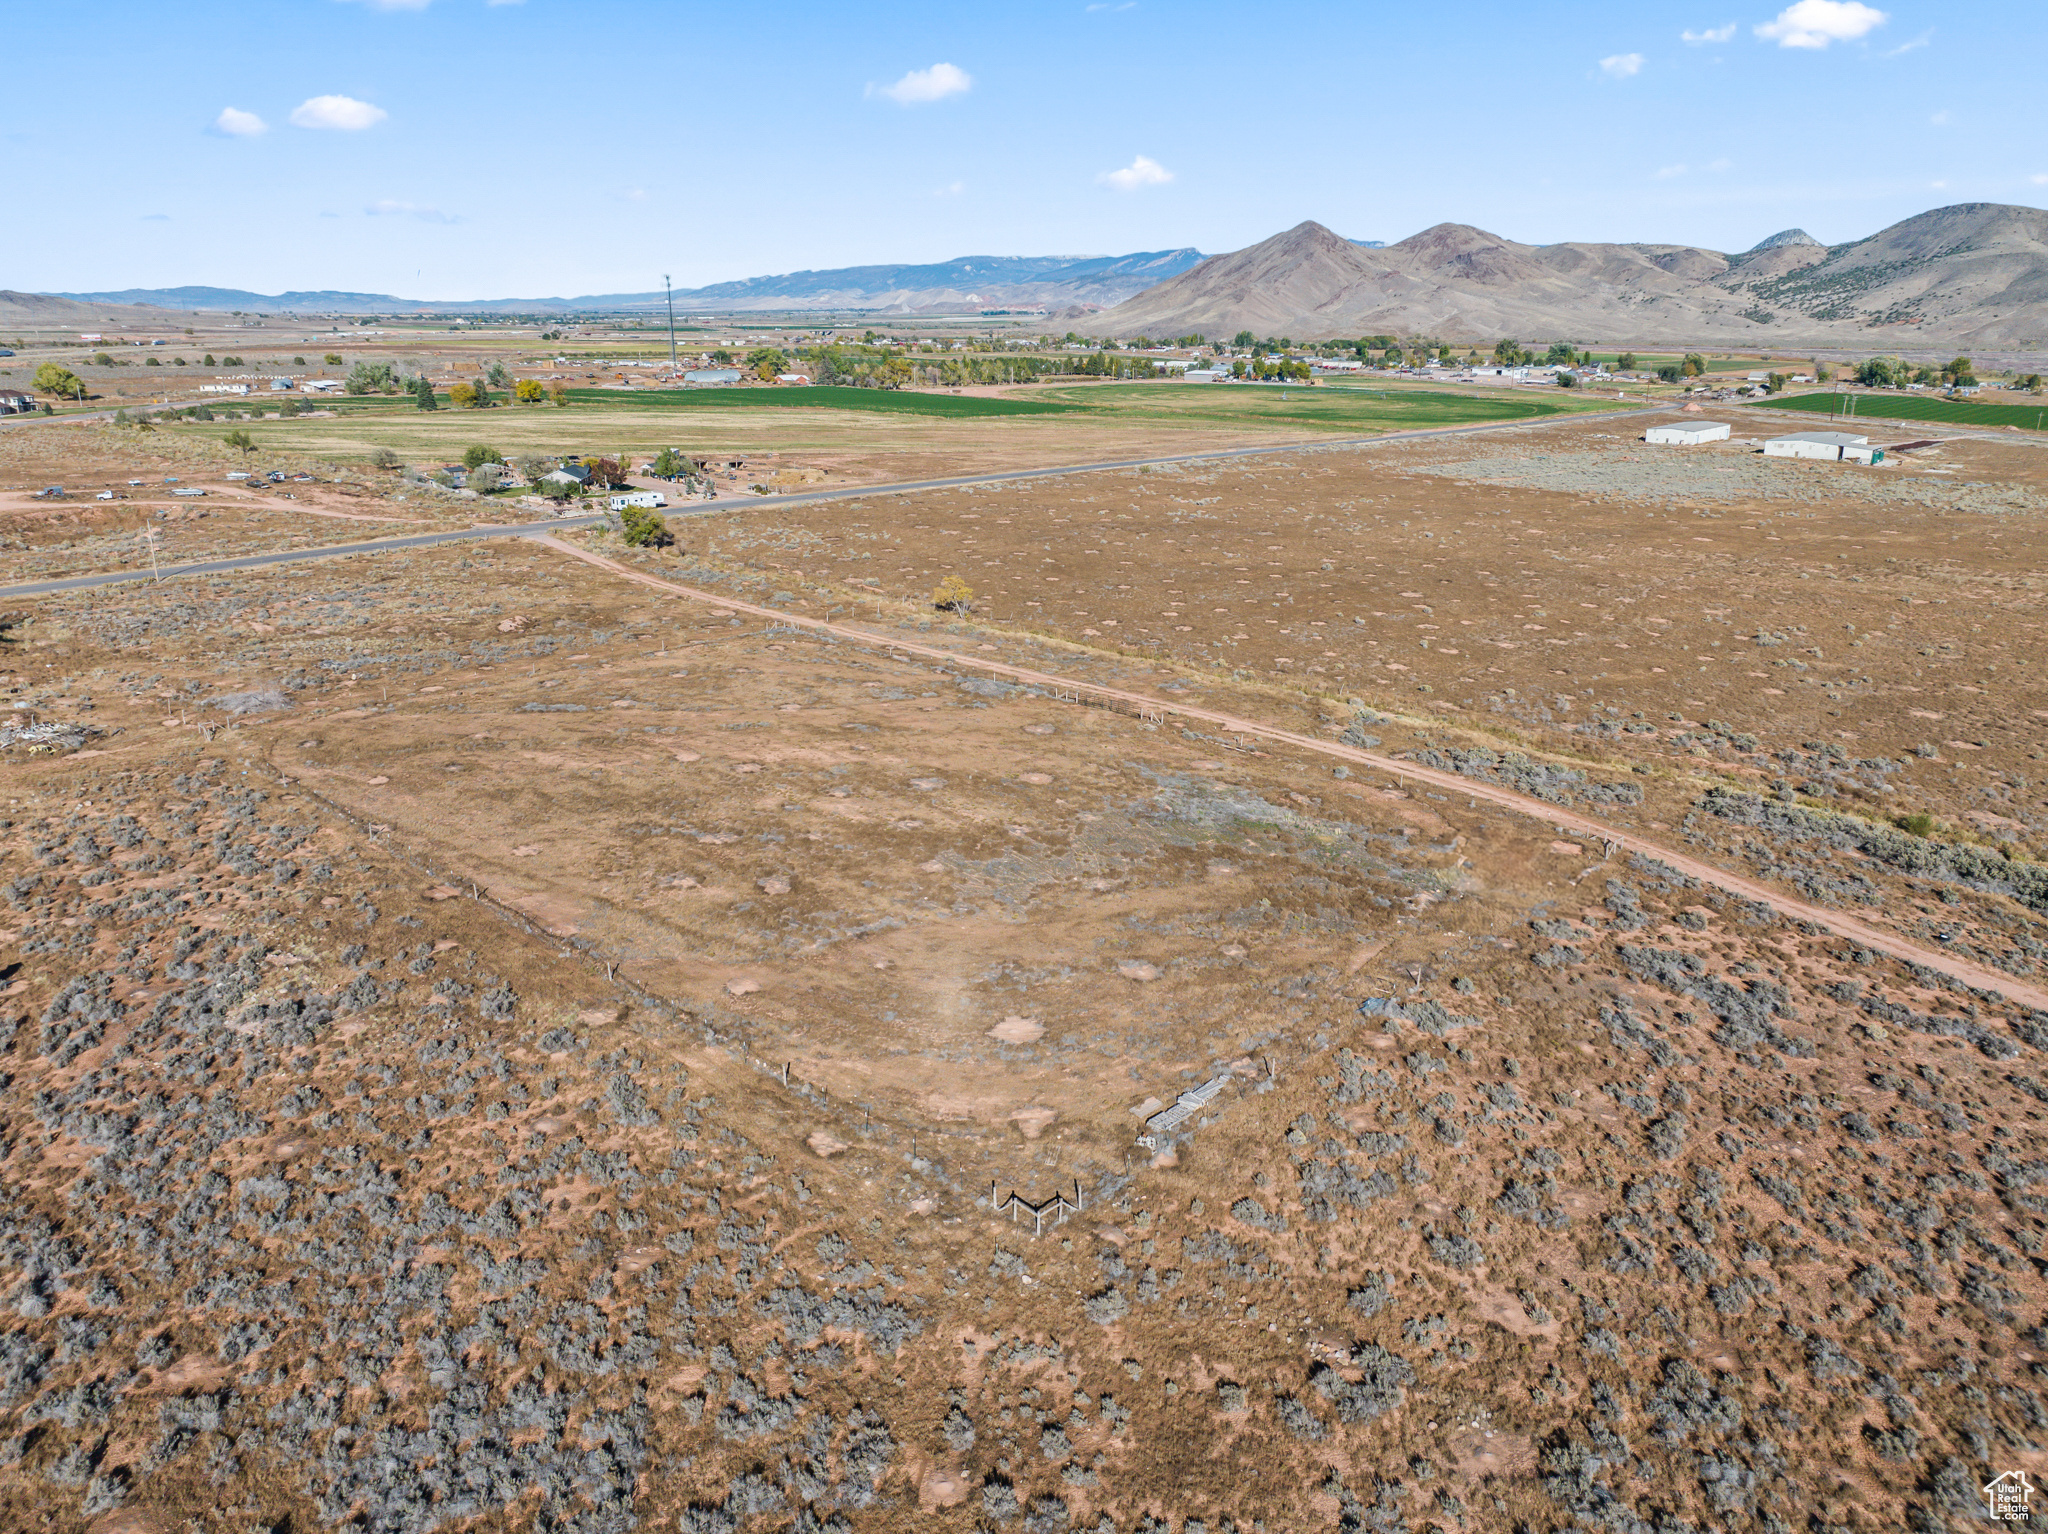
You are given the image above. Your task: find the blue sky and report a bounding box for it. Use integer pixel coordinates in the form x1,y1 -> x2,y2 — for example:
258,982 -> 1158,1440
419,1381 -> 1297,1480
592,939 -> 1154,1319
9,0 -> 2041,299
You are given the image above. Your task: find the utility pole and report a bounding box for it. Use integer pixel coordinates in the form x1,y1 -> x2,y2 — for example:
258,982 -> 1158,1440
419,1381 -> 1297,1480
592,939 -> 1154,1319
664,274 -> 677,373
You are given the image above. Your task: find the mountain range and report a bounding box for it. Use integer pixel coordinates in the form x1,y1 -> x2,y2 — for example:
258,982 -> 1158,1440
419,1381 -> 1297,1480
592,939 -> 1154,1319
35,249 -> 1208,320
1092,204 -> 2048,348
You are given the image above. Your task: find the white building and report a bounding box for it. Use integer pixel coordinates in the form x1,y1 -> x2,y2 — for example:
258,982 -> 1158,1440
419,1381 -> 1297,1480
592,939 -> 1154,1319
684,368 -> 741,385
1645,422 -> 1731,445
200,384 -> 251,396
610,491 -> 667,511
302,379 -> 344,393
1183,369 -> 1225,383
1763,431 -> 1883,464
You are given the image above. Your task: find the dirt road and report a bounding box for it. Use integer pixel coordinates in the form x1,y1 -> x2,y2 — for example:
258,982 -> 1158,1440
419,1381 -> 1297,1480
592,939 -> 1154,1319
536,533 -> 2048,1015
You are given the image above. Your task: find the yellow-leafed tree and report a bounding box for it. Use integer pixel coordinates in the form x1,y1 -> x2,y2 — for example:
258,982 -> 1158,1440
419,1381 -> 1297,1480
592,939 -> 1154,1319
932,575 -> 973,613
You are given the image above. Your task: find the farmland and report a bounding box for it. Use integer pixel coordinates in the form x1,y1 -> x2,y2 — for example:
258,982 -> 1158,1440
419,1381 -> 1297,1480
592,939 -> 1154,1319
1761,389 -> 2048,432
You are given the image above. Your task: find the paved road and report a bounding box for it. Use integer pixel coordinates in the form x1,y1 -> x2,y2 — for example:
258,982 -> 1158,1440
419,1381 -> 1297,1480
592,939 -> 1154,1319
543,532 -> 2048,1015
0,402 -> 1668,601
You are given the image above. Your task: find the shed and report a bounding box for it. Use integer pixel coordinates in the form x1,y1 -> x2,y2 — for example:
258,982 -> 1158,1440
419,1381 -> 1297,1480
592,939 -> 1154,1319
1645,422 -> 1730,446
1763,431 -> 1882,464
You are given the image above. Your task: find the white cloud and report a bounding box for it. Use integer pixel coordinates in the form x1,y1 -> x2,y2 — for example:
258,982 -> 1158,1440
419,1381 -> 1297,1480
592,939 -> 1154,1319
1681,23 -> 1736,43
1884,28 -> 1932,55
1706,157 -> 1732,171
366,199 -> 459,223
2033,173 -> 2048,186
868,63 -> 972,105
333,0 -> 432,10
1654,163 -> 1688,179
213,107 -> 268,137
1930,180 -> 1948,190
1599,52 -> 1645,78
934,180 -> 965,198
1755,0 -> 1887,49
1098,154 -> 1173,191
1086,1 -> 1137,10
291,95 -> 388,131
623,187 -> 648,202
1929,108 -> 1949,125
141,213 -> 170,222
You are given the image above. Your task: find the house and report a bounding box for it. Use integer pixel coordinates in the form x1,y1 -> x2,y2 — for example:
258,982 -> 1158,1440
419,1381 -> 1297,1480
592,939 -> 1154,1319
539,469 -> 585,492
1763,431 -> 1883,464
1746,371 -> 1769,382
684,368 -> 742,384
301,379 -> 344,393
0,389 -> 35,414
1645,422 -> 1731,446
774,373 -> 810,385
610,491 -> 666,511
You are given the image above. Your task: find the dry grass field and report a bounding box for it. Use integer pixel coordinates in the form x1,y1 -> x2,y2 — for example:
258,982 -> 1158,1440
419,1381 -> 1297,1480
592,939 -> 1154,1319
3,403 -> 2048,1533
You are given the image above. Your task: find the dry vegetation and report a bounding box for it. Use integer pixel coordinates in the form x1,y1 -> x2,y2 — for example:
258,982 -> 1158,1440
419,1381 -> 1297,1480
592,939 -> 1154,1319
3,407 -> 2048,1534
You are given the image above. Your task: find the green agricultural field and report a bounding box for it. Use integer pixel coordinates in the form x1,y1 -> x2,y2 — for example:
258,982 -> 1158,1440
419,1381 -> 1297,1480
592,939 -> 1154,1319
565,384 -> 1080,418
1754,391 -> 2048,432
1038,379 -> 1606,431
153,376 -> 1636,473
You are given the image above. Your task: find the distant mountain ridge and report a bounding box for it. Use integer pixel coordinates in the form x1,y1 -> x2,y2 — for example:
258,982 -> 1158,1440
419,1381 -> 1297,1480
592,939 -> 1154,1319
1094,203 -> 2048,348
47,248 -> 1208,318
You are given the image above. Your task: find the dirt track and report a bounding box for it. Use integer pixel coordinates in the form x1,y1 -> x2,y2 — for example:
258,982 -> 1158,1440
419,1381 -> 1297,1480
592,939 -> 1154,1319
536,532 -> 2048,1014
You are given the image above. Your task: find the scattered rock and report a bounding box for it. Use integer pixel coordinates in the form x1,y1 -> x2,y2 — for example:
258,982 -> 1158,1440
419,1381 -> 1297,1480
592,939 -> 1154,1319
725,978 -> 762,997
1117,960 -> 1161,982
807,1129 -> 849,1158
757,876 -> 791,895
1019,772 -> 1053,785
424,885 -> 461,901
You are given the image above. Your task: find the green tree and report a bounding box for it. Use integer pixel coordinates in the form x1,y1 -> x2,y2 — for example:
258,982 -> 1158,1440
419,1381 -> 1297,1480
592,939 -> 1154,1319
1544,340 -> 1579,366
203,353 -> 217,366
1231,330 -> 1256,349
1680,353 -> 1707,378
323,352 -> 344,366
346,361 -> 394,395
462,445 -> 503,470
619,506 -> 674,548
371,447 -> 401,469
486,361 -> 512,390
223,429 -> 255,455
1815,362 -> 1833,383
1942,355 -> 1976,387
652,446 -> 685,479
32,363 -> 85,400
415,375 -> 438,411
1767,372 -> 1788,393
1617,351 -> 1637,370
1656,364 -> 1683,384
92,351 -> 114,367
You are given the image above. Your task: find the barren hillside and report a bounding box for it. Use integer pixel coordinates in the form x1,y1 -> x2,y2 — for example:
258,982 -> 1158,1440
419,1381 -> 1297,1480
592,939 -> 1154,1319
1095,204 -> 2048,348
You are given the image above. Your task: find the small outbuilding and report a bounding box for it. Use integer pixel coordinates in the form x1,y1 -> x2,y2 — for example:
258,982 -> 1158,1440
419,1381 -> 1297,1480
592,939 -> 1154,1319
1763,430 -> 1883,464
1645,422 -> 1731,446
